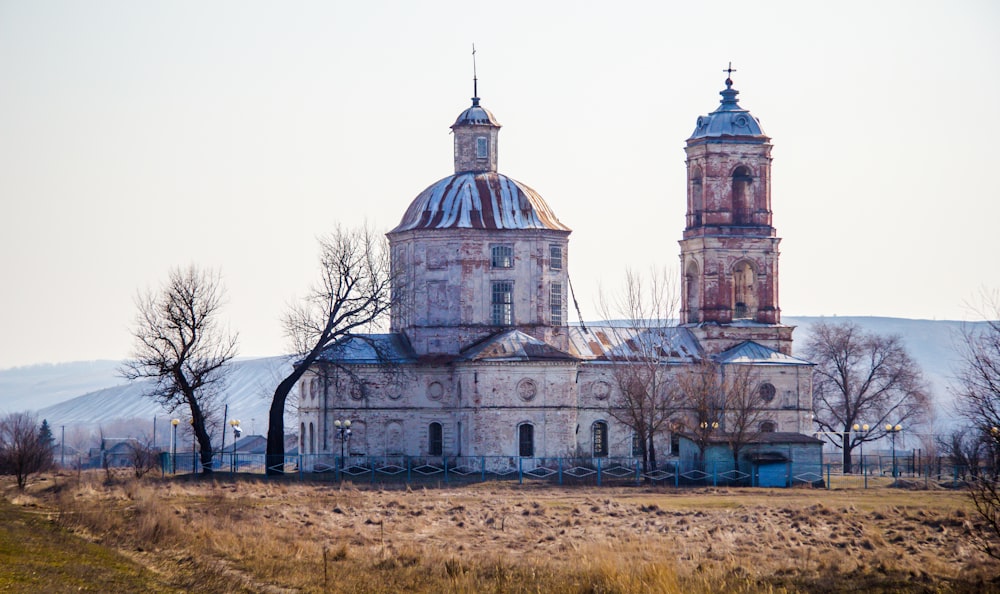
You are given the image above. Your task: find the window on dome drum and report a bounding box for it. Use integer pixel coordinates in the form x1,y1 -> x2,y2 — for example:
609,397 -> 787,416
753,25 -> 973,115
759,382 -> 776,403
491,281 -> 513,325
309,422 -> 315,455
300,423 -> 306,452
428,422 -> 443,456
592,421 -> 609,457
670,433 -> 680,456
476,136 -> 488,159
549,244 -> 563,270
760,420 -> 777,433
518,423 -> 534,457
550,283 -> 563,325
491,244 -> 513,268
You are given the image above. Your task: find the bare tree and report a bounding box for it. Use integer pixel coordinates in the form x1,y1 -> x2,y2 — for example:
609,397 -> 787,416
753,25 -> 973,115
803,321 -> 930,474
953,293 -> 1000,559
0,412 -> 54,489
937,427 -> 988,479
598,268 -> 685,473
719,364 -> 767,475
677,361 -> 724,468
126,438 -> 161,478
266,225 -> 394,474
121,266 -> 238,475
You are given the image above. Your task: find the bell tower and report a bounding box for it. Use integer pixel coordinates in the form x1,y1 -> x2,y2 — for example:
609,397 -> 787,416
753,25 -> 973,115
679,69 -> 792,354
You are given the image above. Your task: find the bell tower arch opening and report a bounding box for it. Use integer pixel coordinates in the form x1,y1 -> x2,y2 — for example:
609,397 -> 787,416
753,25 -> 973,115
731,165 -> 753,225
732,260 -> 757,320
684,260 -> 701,323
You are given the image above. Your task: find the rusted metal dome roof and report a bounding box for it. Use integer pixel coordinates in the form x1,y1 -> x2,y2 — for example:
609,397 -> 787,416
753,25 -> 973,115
390,171 -> 570,232
688,78 -> 766,142
452,97 -> 500,128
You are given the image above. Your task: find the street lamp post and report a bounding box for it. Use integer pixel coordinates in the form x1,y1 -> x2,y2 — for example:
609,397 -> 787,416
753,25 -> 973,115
333,419 -> 352,476
170,419 -> 179,474
229,419 -> 241,472
853,423 -> 869,487
886,423 -> 902,478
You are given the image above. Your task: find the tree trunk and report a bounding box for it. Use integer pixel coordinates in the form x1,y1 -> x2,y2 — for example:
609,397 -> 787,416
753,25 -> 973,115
842,431 -> 853,474
266,372 -> 301,475
648,436 -> 657,472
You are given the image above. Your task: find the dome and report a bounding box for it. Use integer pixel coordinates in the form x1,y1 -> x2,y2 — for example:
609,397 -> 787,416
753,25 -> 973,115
452,97 -> 500,128
688,78 -> 766,141
390,171 -> 570,232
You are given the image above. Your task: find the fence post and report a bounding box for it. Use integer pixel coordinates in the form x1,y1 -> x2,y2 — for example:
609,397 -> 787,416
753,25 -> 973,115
826,464 -> 831,490
444,456 -> 449,484
481,456 -> 486,483
558,457 -> 563,486
712,460 -> 717,487
674,461 -> 679,487
407,456 -> 411,484
518,457 -> 523,485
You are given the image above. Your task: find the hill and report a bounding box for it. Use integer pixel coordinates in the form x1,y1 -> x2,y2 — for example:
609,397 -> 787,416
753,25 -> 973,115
0,317 -> 987,436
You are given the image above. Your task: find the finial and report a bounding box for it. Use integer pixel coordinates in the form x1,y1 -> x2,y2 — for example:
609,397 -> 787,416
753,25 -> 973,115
723,61 -> 736,87
472,43 -> 479,106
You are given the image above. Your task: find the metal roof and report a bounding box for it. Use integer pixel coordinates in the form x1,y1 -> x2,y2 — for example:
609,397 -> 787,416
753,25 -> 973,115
316,333 -> 417,364
390,171 -> 570,232
566,325 -> 703,362
688,78 -> 767,142
714,341 -> 813,366
452,97 -> 501,128
461,329 -> 577,362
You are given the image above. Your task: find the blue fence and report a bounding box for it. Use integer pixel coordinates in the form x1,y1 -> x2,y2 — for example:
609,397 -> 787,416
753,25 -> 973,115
158,453 -> 834,488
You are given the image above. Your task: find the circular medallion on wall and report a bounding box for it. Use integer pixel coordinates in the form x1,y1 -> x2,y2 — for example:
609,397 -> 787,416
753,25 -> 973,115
592,381 -> 611,401
427,381 -> 444,401
349,382 -> 364,401
386,382 -> 403,400
517,378 -> 537,401
759,382 -> 776,403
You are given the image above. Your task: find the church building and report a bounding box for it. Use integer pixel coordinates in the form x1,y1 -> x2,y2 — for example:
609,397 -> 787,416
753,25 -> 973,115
296,73 -> 814,466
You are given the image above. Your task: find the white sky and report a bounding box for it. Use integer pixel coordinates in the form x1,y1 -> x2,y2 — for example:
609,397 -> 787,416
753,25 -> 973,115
2,0 -> 998,369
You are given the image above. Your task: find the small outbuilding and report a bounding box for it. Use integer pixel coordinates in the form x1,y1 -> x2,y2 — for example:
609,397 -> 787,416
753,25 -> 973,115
676,432 -> 823,487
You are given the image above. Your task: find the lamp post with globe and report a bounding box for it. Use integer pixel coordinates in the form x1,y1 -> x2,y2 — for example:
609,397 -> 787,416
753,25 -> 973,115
334,419 -> 352,477
853,423 -> 869,487
170,419 -> 180,474
886,423 -> 903,478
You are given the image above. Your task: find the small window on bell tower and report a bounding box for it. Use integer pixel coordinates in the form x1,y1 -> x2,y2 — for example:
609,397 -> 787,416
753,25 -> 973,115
476,137 -> 488,159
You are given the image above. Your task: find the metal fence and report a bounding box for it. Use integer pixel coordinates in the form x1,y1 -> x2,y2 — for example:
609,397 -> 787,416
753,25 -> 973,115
157,453 -> 833,487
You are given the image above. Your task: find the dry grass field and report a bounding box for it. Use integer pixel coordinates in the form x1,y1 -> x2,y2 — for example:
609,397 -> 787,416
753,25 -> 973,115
2,472 -> 999,593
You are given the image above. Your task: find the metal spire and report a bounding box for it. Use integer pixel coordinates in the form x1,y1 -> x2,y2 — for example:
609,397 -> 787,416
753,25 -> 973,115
472,43 -> 479,105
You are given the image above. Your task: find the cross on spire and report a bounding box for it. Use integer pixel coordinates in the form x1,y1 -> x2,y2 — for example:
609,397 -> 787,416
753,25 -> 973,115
723,61 -> 736,87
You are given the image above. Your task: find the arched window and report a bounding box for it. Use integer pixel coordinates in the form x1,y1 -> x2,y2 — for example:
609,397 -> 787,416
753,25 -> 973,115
518,423 -> 534,457
592,421 -> 609,457
733,261 -> 757,319
428,422 -> 443,456
300,422 -> 306,451
685,261 -> 701,323
760,420 -> 777,433
308,422 -> 315,454
731,165 -> 753,224
689,166 -> 704,227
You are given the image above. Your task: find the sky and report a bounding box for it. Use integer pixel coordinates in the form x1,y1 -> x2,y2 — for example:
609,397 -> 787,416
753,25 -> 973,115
1,0 -> 998,369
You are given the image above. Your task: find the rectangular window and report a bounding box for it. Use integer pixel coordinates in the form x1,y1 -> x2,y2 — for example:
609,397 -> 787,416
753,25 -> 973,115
549,244 -> 563,270
593,422 -> 608,457
428,422 -> 443,456
631,433 -> 643,457
492,281 -> 513,325
518,424 -> 534,457
491,244 -> 513,268
476,137 -> 488,159
550,282 -> 563,326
